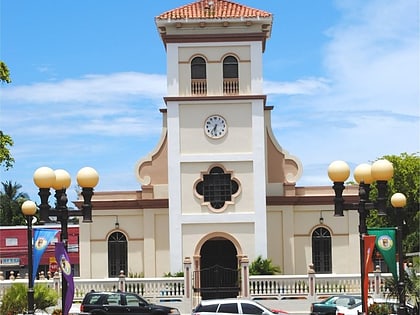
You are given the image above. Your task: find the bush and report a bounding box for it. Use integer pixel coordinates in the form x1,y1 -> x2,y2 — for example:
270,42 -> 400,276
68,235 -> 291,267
0,282 -> 59,314
249,255 -> 281,275
368,303 -> 391,315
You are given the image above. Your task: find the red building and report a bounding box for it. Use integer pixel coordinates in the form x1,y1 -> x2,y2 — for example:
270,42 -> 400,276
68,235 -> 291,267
0,224 -> 80,279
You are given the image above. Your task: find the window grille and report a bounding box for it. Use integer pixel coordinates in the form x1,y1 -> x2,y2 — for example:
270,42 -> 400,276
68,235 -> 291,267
196,166 -> 239,210
108,232 -> 127,277
312,227 -> 332,273
191,57 -> 207,95
223,56 -> 239,95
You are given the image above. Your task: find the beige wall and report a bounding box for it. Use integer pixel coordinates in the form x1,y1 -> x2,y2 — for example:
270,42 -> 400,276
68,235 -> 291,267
80,203 -> 361,278
179,102 -> 253,154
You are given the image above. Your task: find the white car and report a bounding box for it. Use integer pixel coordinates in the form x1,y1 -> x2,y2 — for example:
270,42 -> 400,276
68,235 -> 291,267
192,298 -> 289,315
336,298 -> 417,315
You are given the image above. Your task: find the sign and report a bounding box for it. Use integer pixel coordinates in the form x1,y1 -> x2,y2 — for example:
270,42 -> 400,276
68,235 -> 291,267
0,257 -> 20,265
49,257 -> 58,273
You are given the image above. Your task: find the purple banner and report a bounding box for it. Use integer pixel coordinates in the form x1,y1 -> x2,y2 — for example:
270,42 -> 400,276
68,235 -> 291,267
32,228 -> 59,283
55,242 -> 74,315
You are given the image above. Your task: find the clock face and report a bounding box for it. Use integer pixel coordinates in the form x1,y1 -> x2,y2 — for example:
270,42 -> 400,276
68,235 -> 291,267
204,115 -> 227,139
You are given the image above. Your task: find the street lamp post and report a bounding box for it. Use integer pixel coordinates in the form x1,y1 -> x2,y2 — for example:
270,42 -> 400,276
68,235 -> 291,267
31,166 -> 99,314
328,159 -> 394,315
391,192 -> 407,315
21,200 -> 37,315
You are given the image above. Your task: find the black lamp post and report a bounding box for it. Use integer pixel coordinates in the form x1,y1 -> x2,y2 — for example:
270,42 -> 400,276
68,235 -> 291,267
328,159 -> 394,315
21,200 -> 37,315
390,192 -> 407,315
32,166 -> 99,314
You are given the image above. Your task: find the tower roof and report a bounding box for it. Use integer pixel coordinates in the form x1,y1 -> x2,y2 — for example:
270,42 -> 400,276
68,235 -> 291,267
156,0 -> 272,21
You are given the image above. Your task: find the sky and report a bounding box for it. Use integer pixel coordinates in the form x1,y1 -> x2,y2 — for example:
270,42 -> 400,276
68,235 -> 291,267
1,0 -> 419,206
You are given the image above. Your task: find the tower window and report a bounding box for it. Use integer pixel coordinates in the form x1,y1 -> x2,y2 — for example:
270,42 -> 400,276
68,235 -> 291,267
195,166 -> 239,211
191,56 -> 207,95
223,56 -> 239,95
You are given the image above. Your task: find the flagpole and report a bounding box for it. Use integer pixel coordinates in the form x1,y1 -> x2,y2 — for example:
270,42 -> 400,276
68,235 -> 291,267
357,183 -> 369,315
21,201 -> 37,315
391,193 -> 407,315
55,188 -> 69,314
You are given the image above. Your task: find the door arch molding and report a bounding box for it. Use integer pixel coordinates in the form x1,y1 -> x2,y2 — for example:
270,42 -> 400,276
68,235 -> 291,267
192,232 -> 244,299
193,231 -> 243,258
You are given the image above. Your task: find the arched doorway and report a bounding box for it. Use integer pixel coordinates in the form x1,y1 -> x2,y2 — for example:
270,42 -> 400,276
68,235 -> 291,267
196,237 -> 239,299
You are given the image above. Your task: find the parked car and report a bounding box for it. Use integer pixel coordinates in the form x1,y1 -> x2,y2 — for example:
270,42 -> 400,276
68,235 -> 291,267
192,298 -> 289,315
310,295 -> 361,315
336,298 -> 418,315
80,290 -> 181,315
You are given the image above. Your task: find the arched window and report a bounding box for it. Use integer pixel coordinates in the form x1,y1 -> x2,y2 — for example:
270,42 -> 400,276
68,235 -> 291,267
108,231 -> 127,277
191,57 -> 207,95
223,56 -> 239,95
312,227 -> 332,273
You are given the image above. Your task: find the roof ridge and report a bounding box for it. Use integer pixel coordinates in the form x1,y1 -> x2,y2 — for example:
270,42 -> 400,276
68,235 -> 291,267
156,0 -> 272,21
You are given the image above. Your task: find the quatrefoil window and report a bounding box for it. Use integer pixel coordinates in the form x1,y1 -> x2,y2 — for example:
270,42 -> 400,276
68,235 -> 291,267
195,166 -> 240,212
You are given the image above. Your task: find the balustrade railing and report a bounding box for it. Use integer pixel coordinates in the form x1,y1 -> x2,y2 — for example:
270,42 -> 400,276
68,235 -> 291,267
191,79 -> 207,95
223,78 -> 239,95
0,272 -> 395,303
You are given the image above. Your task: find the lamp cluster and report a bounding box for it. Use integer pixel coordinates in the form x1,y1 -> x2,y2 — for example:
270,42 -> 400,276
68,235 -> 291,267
32,166 -> 99,224
327,159 -> 394,216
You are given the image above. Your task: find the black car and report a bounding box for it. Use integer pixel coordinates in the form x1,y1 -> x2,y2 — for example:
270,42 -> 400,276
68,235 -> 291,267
310,295 -> 361,315
80,290 -> 181,315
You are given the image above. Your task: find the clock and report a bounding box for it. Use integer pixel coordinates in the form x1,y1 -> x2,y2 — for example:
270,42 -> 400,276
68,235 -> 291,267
204,115 -> 227,139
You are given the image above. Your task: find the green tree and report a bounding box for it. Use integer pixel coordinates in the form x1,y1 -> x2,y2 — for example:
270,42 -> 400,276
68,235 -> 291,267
0,131 -> 15,170
0,181 -> 30,225
249,255 -> 281,275
366,152 -> 420,253
0,61 -> 14,170
0,283 -> 59,314
0,60 -> 11,83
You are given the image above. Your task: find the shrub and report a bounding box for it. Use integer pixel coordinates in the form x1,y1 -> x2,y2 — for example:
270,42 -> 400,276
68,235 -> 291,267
249,255 -> 281,275
0,283 -> 59,314
368,303 -> 390,315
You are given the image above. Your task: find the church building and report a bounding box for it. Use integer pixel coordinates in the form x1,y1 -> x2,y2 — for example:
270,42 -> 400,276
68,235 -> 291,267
78,0 -> 360,284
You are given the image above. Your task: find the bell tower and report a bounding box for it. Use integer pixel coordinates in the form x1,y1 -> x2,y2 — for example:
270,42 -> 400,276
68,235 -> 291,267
135,0 -> 301,273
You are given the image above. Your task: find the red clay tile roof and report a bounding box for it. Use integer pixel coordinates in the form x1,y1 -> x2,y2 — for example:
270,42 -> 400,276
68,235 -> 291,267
156,0 -> 272,21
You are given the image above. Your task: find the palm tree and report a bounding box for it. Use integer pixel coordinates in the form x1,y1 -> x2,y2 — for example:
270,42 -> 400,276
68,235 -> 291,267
249,255 -> 281,275
384,262 -> 419,311
0,181 -> 29,225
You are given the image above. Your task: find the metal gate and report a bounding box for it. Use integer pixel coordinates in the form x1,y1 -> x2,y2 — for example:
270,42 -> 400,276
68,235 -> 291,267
193,264 -> 240,300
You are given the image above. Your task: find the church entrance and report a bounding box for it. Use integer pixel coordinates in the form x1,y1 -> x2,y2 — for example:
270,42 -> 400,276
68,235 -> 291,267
194,238 -> 239,300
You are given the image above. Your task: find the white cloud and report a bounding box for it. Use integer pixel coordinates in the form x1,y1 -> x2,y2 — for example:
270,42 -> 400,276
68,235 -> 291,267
264,77 -> 330,95
1,72 -> 166,104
